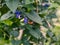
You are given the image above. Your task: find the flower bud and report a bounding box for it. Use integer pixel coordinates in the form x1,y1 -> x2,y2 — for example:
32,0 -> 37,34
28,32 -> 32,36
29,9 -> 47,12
42,3 -> 50,7
15,10 -> 22,19
24,17 -> 28,24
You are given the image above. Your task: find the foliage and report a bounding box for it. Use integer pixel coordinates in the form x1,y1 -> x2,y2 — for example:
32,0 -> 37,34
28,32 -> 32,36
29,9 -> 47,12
0,0 -> 60,45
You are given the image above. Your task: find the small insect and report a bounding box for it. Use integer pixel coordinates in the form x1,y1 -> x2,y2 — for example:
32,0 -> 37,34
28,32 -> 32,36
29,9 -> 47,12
28,20 -> 34,25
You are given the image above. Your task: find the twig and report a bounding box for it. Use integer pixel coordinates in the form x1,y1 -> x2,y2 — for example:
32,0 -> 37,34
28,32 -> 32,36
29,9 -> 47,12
17,29 -> 24,40
46,20 -> 51,28
45,20 -> 52,30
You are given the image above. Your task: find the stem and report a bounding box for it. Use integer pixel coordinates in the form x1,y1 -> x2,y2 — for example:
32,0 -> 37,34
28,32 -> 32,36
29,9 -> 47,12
35,0 -> 44,45
35,0 -> 38,13
17,29 -> 24,40
0,29 -> 10,38
46,20 -> 51,28
0,0 -> 2,8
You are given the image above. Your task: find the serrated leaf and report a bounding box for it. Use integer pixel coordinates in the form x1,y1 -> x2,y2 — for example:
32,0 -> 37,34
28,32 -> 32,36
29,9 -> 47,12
24,4 -> 35,10
25,11 -> 42,24
47,30 -> 54,38
5,0 -> 19,12
23,40 -> 30,45
29,29 -> 40,39
52,37 -> 57,41
10,30 -> 18,37
25,0 -> 31,4
11,40 -> 21,45
25,0 -> 34,4
26,25 -> 40,39
48,3 -> 59,9
35,28 -> 43,36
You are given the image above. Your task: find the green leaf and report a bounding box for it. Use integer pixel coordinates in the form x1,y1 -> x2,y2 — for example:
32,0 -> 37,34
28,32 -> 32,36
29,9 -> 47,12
0,11 -> 14,21
48,3 -> 59,9
26,25 -> 40,39
10,30 -> 18,37
25,0 -> 34,4
52,37 -> 57,42
24,4 -> 35,10
23,40 -> 30,45
5,0 -> 19,12
25,11 -> 42,24
29,29 -> 40,39
11,40 -> 21,45
46,30 -> 54,38
2,20 -> 13,26
25,0 -> 31,4
35,28 -> 43,37
0,12 -> 1,16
